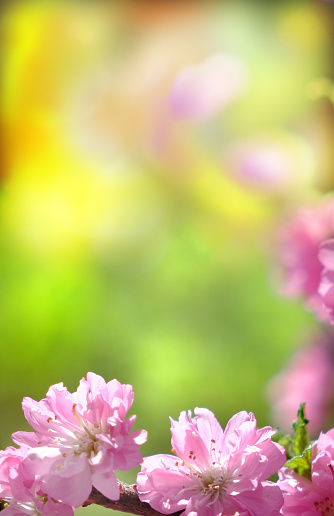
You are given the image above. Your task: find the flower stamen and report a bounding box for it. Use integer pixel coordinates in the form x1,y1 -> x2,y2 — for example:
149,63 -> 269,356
72,404 -> 97,441
171,448 -> 199,473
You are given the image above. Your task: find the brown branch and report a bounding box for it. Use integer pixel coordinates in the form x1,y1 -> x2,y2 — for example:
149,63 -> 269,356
83,483 -> 183,516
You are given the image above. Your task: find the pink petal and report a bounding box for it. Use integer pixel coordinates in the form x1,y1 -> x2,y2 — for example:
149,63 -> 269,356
170,412 -> 211,469
236,482 -> 284,516
44,459 -> 92,506
319,239 -> 334,270
92,469 -> 119,501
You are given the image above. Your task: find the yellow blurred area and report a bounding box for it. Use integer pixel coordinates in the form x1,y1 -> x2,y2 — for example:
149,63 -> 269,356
277,3 -> 330,52
2,0 -> 294,261
3,2 -> 118,168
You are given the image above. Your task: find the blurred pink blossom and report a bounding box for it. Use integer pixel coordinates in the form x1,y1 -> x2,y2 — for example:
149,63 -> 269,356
278,427 -> 334,515
277,197 -> 334,321
12,373 -> 147,506
223,136 -> 312,193
225,142 -> 291,190
267,333 -> 334,435
170,53 -> 248,120
319,239 -> 334,324
137,408 -> 285,516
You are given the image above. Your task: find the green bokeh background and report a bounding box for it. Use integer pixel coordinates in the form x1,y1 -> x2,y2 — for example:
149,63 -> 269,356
1,1 -> 333,515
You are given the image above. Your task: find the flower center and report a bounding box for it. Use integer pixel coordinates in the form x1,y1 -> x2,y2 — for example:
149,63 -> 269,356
198,465 -> 232,498
72,404 -> 100,457
35,493 -> 48,504
314,497 -> 334,515
171,443 -> 235,502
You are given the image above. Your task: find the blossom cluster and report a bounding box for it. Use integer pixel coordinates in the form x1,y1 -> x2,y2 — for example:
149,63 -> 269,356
0,373 -> 147,516
1,373 -> 334,516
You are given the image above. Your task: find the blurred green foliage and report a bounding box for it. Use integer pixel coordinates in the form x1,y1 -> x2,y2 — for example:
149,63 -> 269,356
1,1 -> 333,515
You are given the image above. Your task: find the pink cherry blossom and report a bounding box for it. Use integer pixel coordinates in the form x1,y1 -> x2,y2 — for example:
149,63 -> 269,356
277,197 -> 334,321
267,331 -> 334,436
0,446 -> 73,516
278,427 -> 334,515
12,373 -> 147,506
319,238 -> 334,324
170,53 -> 248,120
137,408 -> 285,516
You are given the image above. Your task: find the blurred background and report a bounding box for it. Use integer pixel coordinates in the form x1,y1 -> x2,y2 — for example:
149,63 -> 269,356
1,1 -> 334,514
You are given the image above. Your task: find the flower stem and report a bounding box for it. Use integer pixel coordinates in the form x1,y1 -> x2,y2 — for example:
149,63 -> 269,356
83,483 -> 183,516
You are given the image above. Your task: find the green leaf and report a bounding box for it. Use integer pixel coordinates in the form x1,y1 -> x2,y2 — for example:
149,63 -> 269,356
292,402 -> 310,456
283,403 -> 313,480
285,445 -> 312,480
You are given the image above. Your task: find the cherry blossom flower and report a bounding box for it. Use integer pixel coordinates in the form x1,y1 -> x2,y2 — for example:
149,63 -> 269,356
278,427 -> 334,515
12,373 -> 147,506
277,197 -> 334,321
0,445 -> 74,516
170,53 -> 248,120
267,331 -> 334,435
137,408 -> 285,516
319,238 -> 334,324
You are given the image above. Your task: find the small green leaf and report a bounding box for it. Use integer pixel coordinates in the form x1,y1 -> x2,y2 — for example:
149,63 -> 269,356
292,402 -> 310,456
283,403 -> 313,480
285,445 -> 312,480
